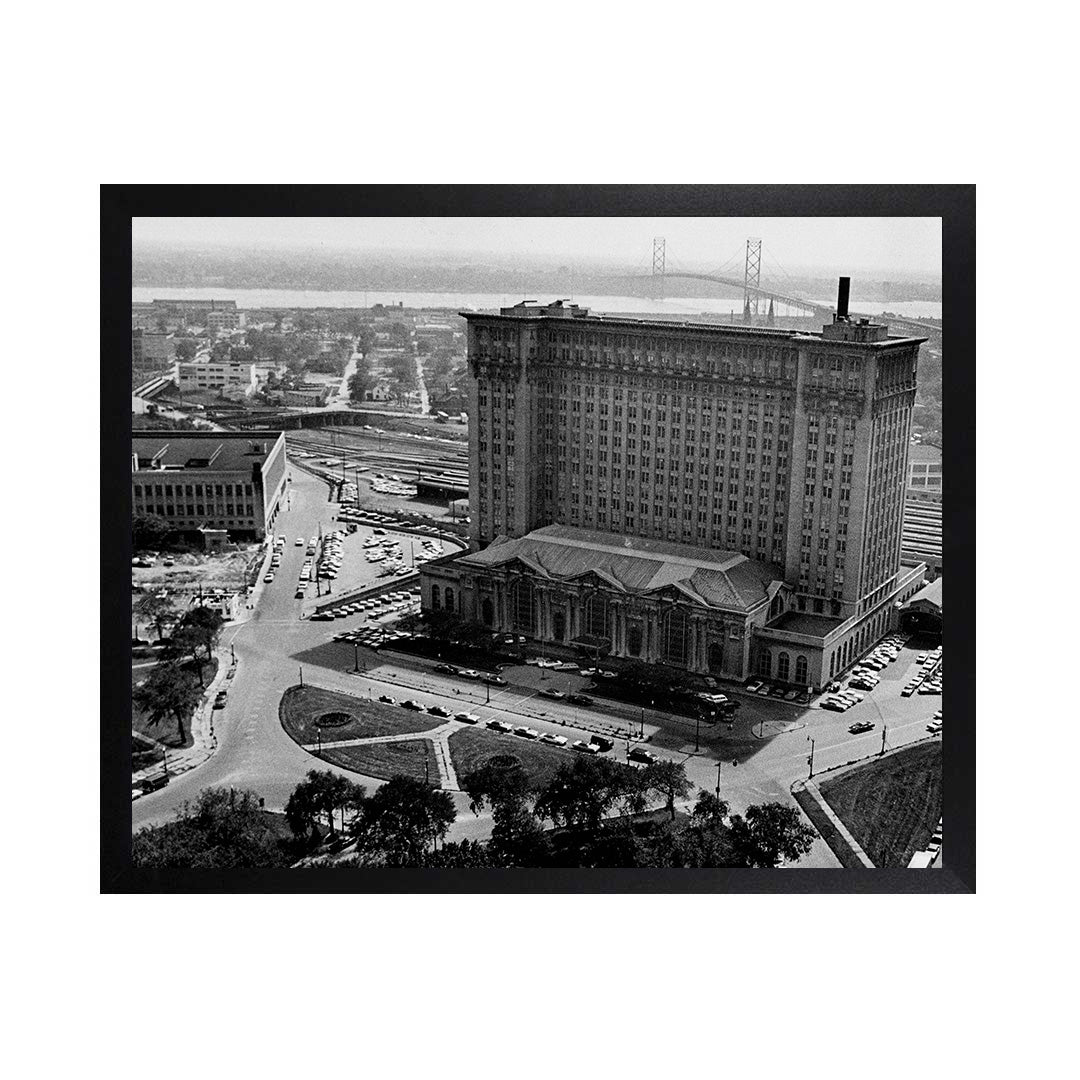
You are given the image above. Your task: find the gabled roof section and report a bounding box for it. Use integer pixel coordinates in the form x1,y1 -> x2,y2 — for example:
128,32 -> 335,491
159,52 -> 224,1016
458,524 -> 783,613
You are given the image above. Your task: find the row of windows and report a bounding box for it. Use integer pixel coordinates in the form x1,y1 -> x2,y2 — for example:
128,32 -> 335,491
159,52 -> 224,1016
134,481 -> 254,498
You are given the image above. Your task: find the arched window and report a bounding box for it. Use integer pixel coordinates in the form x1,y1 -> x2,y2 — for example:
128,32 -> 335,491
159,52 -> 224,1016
511,580 -> 535,633
795,655 -> 808,684
777,651 -> 790,681
586,594 -> 609,640
431,584 -> 441,610
758,648 -> 772,677
444,587 -> 455,613
662,608 -> 689,666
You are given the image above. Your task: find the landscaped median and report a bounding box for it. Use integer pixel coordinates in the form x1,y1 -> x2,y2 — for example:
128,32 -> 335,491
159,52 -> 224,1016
447,726 -> 579,790
793,740 -> 943,868
278,684 -> 448,784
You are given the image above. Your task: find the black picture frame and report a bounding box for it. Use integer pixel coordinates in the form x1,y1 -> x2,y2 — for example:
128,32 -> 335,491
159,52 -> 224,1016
102,184 -> 974,894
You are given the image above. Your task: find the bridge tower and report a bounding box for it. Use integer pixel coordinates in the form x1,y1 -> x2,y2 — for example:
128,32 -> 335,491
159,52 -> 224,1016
743,238 -> 762,321
652,237 -> 666,299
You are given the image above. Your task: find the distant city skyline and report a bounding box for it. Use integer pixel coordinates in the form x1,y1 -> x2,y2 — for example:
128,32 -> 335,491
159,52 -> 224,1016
133,216 -> 942,279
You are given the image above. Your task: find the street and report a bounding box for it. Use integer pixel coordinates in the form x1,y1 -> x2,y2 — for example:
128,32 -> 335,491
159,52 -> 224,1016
132,467 -> 941,867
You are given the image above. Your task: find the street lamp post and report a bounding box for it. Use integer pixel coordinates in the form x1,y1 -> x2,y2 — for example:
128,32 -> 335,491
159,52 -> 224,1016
299,665 -> 304,687
715,760 -> 722,798
354,642 -> 360,673
807,736 -> 815,779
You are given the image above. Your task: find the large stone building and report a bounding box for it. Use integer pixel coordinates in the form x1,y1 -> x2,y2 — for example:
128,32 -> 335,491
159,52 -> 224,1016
131,431 -> 287,540
420,286 -> 929,690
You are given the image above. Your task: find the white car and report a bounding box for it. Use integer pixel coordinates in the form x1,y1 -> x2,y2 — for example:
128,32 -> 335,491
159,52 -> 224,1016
295,538 -> 304,546
454,711 -> 480,724
539,732 -> 569,747
263,572 -> 275,583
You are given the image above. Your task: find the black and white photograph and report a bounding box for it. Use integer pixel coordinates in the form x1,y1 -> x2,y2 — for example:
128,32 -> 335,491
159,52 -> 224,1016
102,189 -> 973,890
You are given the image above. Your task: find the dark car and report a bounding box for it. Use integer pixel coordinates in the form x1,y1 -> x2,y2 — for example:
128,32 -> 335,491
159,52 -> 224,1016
590,735 -> 614,752
400,699 -> 424,711
427,704 -> 452,717
212,698 -> 226,710
434,663 -> 458,675
486,719 -> 513,733
770,685 -> 787,698
567,693 -> 595,707
628,747 -> 657,765
848,720 -> 875,734
482,674 -> 507,687
378,694 -> 397,705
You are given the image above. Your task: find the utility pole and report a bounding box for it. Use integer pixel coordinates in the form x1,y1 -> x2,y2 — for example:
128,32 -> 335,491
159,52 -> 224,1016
715,760 -> 722,798
807,736 -> 815,779
880,725 -> 887,756
354,642 -> 360,673
299,665 -> 304,687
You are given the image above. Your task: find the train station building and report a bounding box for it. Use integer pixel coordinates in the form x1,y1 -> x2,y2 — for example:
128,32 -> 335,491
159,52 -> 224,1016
419,288 -> 929,691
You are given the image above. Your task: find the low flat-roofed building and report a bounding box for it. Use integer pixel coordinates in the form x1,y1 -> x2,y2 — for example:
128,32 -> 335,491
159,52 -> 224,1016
132,431 -> 287,540
132,329 -> 176,365
284,385 -> 332,408
900,576 -> 942,638
177,359 -> 257,397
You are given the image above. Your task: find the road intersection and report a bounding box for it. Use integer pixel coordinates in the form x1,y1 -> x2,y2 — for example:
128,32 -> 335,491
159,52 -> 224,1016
132,467 -> 942,867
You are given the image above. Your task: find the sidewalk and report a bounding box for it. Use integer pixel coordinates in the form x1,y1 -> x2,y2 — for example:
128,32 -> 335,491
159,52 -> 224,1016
131,652 -> 236,787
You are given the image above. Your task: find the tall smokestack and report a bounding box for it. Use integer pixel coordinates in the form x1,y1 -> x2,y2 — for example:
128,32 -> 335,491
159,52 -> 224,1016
837,277 -> 850,319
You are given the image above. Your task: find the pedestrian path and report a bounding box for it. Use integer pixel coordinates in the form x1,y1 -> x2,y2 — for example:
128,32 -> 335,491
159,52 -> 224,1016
791,778 -> 874,867
300,718 -> 464,790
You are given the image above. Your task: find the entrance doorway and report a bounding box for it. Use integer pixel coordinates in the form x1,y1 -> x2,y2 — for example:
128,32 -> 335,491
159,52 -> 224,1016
552,611 -> 566,642
708,642 -> 724,673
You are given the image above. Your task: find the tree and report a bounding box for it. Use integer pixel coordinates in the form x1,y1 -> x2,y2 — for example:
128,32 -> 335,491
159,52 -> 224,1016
534,756 -> 625,832
175,338 -> 199,361
180,606 -> 225,660
286,769 -> 366,844
353,775 -> 455,866
132,786 -> 290,868
132,512 -> 172,549
424,839 -> 495,868
642,760 -> 693,821
461,755 -> 550,866
726,802 -> 816,867
132,661 -> 203,743
134,594 -> 176,641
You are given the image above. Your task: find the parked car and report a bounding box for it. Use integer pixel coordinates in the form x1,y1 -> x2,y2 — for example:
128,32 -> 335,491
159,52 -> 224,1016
539,732 -> 569,747
571,739 -> 599,754
848,720 -> 875,734
628,747 -> 657,765
487,719 -> 513,733
482,674 -> 508,687
400,699 -> 424,711
513,726 -> 540,739
434,663 -> 458,675
538,688 -> 565,700
590,735 -> 614,752
745,681 -> 763,694
567,693 -> 595,707
457,669 -> 481,680
454,711 -> 480,724
427,705 -> 452,717
378,695 -> 396,705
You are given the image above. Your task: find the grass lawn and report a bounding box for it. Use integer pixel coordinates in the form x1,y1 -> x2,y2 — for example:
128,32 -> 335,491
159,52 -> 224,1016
448,726 -> 578,791
279,684 -> 441,745
317,740 -> 440,785
818,740 -> 943,868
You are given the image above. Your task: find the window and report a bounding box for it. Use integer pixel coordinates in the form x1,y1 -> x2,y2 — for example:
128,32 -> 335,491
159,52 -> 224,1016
758,649 -> 772,677
444,587 -> 455,614
431,585 -> 441,610
777,652 -> 790,681
795,655 -> 808,683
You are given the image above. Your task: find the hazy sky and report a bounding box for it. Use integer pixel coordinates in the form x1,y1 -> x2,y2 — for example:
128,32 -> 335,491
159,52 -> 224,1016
134,217 -> 941,277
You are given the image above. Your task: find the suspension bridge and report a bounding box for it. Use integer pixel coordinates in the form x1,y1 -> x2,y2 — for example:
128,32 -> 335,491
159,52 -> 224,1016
625,237 -> 940,339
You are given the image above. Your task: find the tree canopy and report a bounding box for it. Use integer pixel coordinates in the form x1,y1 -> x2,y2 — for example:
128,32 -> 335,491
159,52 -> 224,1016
132,660 -> 203,743
353,776 -> 456,866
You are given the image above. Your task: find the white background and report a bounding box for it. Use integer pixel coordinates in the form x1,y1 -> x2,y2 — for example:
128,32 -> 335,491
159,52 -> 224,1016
4,2 -> 1071,1078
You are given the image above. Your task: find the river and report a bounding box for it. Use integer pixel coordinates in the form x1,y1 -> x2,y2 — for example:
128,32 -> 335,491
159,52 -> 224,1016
133,285 -> 942,321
